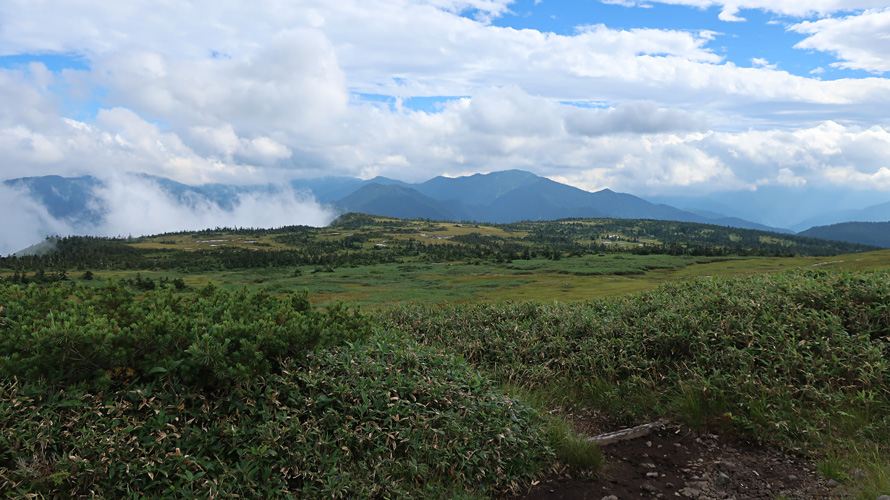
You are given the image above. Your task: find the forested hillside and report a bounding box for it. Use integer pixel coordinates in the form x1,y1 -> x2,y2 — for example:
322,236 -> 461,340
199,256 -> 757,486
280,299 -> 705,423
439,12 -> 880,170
1,214 -> 876,275
799,221 -> 890,248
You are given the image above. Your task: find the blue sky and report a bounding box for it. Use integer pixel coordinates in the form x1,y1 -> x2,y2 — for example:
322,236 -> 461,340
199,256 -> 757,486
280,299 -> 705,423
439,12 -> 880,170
1,0 -> 890,249
490,1 -> 872,79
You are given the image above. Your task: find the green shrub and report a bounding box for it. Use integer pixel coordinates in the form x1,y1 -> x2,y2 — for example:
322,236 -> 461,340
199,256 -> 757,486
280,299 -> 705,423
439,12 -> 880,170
0,282 -> 371,390
381,269 -> 890,446
0,281 -> 551,498
0,335 -> 551,498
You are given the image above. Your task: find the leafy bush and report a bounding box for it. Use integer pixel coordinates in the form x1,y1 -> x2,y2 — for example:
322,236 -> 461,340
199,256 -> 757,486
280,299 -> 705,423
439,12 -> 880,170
0,336 -> 551,498
0,281 -> 371,389
0,281 -> 552,498
381,269 -> 890,446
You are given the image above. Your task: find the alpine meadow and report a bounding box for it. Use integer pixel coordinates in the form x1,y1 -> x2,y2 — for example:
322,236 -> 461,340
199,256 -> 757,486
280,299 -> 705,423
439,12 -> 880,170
3,0 -> 890,499
1,215 -> 889,498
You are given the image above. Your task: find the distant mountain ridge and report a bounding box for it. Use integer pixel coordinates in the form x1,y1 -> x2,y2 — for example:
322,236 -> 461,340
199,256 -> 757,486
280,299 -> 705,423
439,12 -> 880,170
4,175 -> 105,225
798,221 -> 890,248
3,170 -> 803,235
327,170 -> 791,231
648,188 -> 890,232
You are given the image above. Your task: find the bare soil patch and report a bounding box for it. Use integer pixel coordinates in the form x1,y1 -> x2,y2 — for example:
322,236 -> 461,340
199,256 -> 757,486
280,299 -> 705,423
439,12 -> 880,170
511,419 -> 843,500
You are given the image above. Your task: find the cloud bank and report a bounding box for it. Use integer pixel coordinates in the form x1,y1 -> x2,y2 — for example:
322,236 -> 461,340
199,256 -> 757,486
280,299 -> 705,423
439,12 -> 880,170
0,176 -> 335,256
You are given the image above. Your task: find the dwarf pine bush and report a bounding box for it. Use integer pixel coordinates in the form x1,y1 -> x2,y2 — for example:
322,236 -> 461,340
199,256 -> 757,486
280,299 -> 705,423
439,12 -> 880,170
0,282 -> 552,498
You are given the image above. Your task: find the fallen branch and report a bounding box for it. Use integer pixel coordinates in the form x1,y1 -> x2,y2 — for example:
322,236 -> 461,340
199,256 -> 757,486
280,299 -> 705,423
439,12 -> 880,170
587,419 -> 668,446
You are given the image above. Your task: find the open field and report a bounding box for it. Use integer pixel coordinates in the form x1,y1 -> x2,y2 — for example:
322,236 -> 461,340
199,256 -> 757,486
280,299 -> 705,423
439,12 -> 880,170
8,249 -> 888,308
1,216 -> 888,498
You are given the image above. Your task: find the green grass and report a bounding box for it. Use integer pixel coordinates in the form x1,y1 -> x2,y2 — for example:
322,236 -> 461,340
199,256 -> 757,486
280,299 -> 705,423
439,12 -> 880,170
11,250 -> 889,309
501,384 -> 604,473
545,418 -> 604,471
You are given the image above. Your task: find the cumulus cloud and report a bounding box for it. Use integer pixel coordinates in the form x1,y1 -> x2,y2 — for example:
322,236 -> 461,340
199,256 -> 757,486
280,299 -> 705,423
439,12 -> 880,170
10,0 -> 888,116
92,29 -> 349,136
694,122 -> 890,190
564,101 -> 704,136
791,9 -> 890,73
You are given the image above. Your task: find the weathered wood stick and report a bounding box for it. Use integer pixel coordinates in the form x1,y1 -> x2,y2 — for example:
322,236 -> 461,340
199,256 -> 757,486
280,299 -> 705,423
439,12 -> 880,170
587,419 -> 669,446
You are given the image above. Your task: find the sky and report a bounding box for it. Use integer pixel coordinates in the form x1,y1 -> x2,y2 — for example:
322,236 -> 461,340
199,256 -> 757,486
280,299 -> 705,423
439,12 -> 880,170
1,0 -> 890,251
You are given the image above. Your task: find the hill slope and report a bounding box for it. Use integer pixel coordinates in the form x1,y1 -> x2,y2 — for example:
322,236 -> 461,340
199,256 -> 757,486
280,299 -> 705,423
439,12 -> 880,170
335,184 -> 459,220
798,221 -> 890,248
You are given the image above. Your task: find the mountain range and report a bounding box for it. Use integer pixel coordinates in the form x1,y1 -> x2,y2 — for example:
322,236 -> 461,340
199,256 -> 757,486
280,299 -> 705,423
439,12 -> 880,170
321,170 -> 793,232
5,170 -> 890,247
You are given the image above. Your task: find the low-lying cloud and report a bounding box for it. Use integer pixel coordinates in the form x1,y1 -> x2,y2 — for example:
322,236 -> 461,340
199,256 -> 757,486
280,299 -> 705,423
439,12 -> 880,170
0,176 -> 336,256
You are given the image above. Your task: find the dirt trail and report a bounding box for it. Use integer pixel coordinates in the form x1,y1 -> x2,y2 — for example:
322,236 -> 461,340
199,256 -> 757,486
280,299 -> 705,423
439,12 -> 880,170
512,419 -> 843,500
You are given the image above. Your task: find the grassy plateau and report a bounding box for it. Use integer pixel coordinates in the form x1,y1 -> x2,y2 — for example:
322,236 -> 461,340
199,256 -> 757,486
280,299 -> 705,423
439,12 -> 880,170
0,214 -> 888,498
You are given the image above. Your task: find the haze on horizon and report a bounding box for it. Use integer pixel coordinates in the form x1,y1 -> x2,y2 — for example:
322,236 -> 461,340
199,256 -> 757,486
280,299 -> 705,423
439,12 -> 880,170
2,0 -> 890,253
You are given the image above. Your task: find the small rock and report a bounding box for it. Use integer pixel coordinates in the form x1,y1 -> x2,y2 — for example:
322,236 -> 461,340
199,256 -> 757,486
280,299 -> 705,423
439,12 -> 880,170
641,481 -> 659,494
787,474 -> 798,482
647,472 -> 660,478
826,479 -> 841,489
876,496 -> 890,500
717,460 -> 739,472
715,472 -> 731,488
646,440 -> 653,447
679,487 -> 701,498
601,496 -> 618,500
666,483 -> 675,489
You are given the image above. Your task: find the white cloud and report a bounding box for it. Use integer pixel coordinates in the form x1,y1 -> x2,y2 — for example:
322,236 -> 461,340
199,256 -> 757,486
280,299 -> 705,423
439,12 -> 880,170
0,175 -> 336,254
750,57 -> 777,69
187,125 -> 292,166
717,4 -> 746,22
695,121 -> 890,191
0,64 -> 60,129
95,176 -> 335,237
564,100 -> 704,136
791,9 -> 890,73
3,1 -> 890,124
601,0 -> 889,19
0,184 -> 73,255
92,29 -> 349,136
